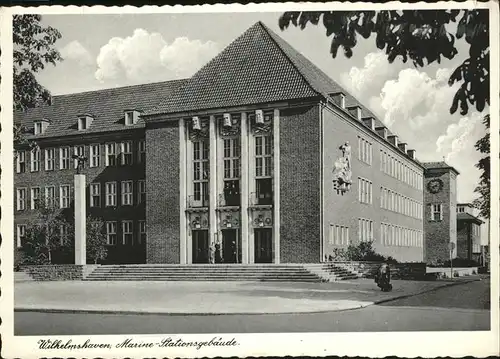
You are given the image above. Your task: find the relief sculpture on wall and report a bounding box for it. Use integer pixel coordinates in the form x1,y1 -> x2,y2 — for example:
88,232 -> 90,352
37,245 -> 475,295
332,141 -> 352,195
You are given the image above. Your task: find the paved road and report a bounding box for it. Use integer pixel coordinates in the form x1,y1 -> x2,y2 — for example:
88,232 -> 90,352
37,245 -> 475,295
15,278 -> 490,335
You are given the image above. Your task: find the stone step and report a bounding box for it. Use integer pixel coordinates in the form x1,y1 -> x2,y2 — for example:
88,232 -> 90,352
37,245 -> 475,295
14,271 -> 34,282
85,277 -> 322,282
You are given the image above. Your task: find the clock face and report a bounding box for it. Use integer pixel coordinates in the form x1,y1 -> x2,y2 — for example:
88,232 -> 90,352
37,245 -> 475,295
427,179 -> 443,193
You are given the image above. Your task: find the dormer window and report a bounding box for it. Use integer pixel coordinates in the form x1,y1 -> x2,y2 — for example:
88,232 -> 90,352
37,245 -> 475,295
34,119 -> 50,135
78,114 -> 93,131
125,110 -> 140,126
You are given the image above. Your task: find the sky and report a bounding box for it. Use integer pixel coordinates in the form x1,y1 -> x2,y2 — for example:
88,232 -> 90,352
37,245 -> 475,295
36,12 -> 488,205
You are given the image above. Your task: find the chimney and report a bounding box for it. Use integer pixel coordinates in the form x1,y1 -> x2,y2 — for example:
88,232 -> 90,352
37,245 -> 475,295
398,143 -> 408,153
388,135 -> 399,147
330,92 -> 346,108
375,126 -> 388,139
347,106 -> 362,121
407,149 -> 416,159
362,117 -> 376,131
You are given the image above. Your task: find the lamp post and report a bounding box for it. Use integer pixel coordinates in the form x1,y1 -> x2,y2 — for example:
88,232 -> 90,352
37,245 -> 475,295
448,241 -> 455,279
73,154 -> 87,265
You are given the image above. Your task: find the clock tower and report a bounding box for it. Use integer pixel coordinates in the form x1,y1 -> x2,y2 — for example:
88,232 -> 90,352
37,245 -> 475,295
422,162 -> 459,264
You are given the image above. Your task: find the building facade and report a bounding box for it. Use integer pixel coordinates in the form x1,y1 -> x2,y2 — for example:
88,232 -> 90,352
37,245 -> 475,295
456,203 -> 483,262
15,21 -> 428,265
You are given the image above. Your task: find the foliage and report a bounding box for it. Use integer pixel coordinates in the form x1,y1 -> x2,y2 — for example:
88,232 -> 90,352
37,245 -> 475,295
327,241 -> 397,263
86,216 -> 108,264
428,257 -> 480,268
13,14 -> 63,150
279,10 -> 489,116
473,114 -> 491,218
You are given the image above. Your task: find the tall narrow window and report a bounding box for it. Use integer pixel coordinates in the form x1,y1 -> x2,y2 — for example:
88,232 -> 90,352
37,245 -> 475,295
16,151 -> 26,173
106,222 -> 117,245
60,224 -> 69,245
138,220 -> 146,244
90,183 -> 101,207
73,146 -> 85,169
431,204 -> 443,221
60,185 -> 71,208
30,148 -> 40,172
60,147 -> 71,170
137,140 -> 146,163
137,180 -> 146,204
255,135 -> 273,205
45,186 -> 56,208
122,220 -> 133,245
105,182 -> 117,206
90,144 -> 100,168
45,148 -> 55,171
30,187 -> 40,210
121,181 -> 133,205
105,143 -> 116,166
192,140 -> 209,207
223,138 -> 240,206
17,224 -> 27,248
121,141 -> 133,165
358,178 -> 372,204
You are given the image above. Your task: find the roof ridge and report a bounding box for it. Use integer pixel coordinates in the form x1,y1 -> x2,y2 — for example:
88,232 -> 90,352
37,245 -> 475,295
257,22 -> 322,98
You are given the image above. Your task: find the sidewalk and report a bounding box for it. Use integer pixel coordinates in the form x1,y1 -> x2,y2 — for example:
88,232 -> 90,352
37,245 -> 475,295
14,277 -> 481,315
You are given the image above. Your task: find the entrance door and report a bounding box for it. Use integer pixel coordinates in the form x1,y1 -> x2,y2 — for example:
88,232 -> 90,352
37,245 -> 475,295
254,228 -> 273,263
221,229 -> 241,263
192,230 -> 209,263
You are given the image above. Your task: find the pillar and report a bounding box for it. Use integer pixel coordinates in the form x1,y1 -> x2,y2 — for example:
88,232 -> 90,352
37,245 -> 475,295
74,174 -> 86,265
240,112 -> 249,263
273,109 -> 280,263
209,116 -> 218,247
179,118 -> 188,264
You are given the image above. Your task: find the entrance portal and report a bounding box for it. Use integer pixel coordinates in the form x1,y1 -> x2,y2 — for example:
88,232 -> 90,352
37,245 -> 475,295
254,228 -> 273,263
221,229 -> 241,263
192,230 -> 209,263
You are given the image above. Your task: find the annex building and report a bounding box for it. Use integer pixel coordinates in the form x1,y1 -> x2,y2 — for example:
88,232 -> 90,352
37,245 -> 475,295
15,21 -> 432,265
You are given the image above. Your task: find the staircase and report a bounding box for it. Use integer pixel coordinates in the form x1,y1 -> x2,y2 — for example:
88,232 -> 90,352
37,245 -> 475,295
84,263 -> 359,282
304,263 -> 359,281
15,271 -> 34,282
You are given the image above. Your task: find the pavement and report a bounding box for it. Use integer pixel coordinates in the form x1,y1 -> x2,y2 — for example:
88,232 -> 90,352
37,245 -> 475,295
14,276 -> 482,315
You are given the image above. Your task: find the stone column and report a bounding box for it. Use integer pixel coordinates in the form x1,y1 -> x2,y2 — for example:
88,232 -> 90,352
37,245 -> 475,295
74,174 -> 86,265
209,116 -> 218,248
179,118 -> 188,264
273,109 -> 281,264
240,112 -> 249,263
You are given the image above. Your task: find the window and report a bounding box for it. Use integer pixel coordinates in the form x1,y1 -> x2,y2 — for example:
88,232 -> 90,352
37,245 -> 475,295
34,121 -> 43,135
78,117 -> 87,130
329,224 -> 349,245
105,182 -> 117,206
60,224 -> 69,245
358,218 -> 373,242
137,180 -> 146,204
90,144 -> 100,168
16,224 -> 26,248
60,185 -> 71,208
16,188 -> 27,211
30,187 -> 40,210
192,140 -> 209,206
45,148 -> 55,171
138,220 -> 146,244
45,186 -> 56,208
30,148 -> 40,172
106,222 -> 117,245
16,151 -> 26,173
90,183 -> 101,207
255,135 -> 272,177
358,177 -> 372,204
122,220 -> 133,245
73,146 -> 85,169
105,143 -> 117,166
138,140 -> 146,163
121,141 -> 133,165
125,111 -> 134,126
59,147 -> 71,170
431,204 -> 443,221
121,181 -> 133,205
358,137 -> 372,165
223,138 -> 241,206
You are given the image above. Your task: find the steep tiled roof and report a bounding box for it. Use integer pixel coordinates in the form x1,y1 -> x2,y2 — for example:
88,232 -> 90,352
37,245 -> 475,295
15,79 -> 186,139
457,212 -> 483,224
422,161 -> 460,175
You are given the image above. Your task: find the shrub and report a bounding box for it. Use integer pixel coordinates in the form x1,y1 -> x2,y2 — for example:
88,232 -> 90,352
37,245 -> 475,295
327,241 -> 398,263
442,258 -> 480,268
86,216 -> 108,264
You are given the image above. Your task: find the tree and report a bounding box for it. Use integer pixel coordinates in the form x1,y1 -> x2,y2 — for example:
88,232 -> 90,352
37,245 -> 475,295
473,114 -> 490,219
13,14 -> 63,148
86,216 -> 108,264
279,10 -> 491,215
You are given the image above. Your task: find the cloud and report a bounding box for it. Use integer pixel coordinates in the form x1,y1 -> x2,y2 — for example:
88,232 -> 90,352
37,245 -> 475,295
95,29 -> 219,83
340,51 -> 402,98
60,40 -> 93,66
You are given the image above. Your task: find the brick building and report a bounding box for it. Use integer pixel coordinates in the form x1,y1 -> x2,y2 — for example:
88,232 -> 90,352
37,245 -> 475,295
14,21 -> 427,265
456,203 -> 483,262
422,161 -> 459,264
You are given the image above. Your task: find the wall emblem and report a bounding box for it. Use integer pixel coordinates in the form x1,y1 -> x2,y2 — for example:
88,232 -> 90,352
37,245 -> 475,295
188,116 -> 209,141
189,213 -> 209,229
251,110 -> 273,134
251,209 -> 273,228
427,178 -> 444,194
219,114 -> 241,137
220,212 -> 240,228
332,141 -> 352,194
